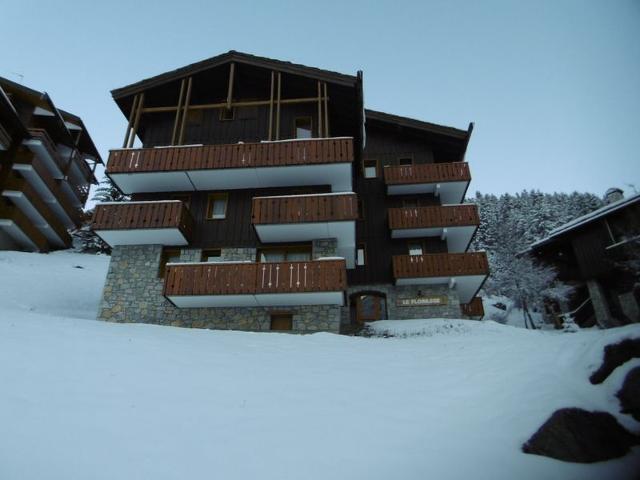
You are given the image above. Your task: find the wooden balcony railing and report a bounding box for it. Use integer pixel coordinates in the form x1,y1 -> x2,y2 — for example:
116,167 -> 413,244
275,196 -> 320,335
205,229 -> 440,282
461,297 -> 485,318
91,201 -> 193,239
0,204 -> 49,252
106,137 -> 354,174
69,150 -> 96,184
384,162 -> 470,186
388,204 -> 479,230
27,128 -> 67,173
392,252 -> 489,279
164,259 -> 347,297
252,193 -> 358,225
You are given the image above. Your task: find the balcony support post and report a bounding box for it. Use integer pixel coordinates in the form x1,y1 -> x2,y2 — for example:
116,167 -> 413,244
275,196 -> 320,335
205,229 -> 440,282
226,63 -> 235,110
171,78 -> 187,146
317,81 -> 323,138
441,228 -> 448,240
122,94 -> 140,148
323,82 -> 329,137
275,72 -> 282,140
177,77 -> 193,146
268,71 -> 275,141
127,92 -> 145,149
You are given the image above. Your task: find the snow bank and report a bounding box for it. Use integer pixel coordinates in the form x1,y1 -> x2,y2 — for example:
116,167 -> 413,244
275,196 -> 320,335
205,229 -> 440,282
1,250 -> 639,480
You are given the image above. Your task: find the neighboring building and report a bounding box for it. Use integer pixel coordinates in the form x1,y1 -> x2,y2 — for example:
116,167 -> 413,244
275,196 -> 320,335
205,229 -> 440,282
528,189 -> 640,328
92,51 -> 488,333
0,77 -> 102,251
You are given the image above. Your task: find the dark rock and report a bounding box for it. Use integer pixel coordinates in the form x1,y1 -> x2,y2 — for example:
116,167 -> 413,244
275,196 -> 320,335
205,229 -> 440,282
522,408 -> 639,463
618,367 -> 640,422
590,338 -> 640,384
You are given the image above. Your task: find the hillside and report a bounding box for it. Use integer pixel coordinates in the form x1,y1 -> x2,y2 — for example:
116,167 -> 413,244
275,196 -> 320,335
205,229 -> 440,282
0,250 -> 639,480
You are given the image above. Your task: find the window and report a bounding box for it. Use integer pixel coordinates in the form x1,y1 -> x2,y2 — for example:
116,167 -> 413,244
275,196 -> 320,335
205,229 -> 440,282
201,249 -> 222,262
219,108 -> 235,121
356,244 -> 366,266
257,246 -> 312,263
294,117 -> 313,139
270,313 -> 293,331
206,193 -> 228,220
158,248 -> 181,278
398,157 -> 413,166
408,241 -> 424,256
363,159 -> 378,179
171,194 -> 191,209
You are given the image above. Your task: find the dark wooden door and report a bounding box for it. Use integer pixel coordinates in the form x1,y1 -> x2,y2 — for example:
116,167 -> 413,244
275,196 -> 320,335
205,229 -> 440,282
355,294 -> 387,323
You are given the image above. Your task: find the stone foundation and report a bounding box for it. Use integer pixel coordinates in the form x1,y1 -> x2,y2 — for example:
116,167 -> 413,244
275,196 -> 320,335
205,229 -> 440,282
98,245 -> 341,333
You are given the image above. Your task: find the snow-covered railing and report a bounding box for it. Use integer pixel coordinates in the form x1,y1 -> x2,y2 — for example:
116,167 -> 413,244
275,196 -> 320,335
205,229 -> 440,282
106,137 -> 354,174
252,192 -> 358,225
163,259 -> 347,297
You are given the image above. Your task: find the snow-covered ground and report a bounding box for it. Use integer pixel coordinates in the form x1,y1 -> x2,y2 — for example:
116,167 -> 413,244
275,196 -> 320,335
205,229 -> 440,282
1,250 -> 639,480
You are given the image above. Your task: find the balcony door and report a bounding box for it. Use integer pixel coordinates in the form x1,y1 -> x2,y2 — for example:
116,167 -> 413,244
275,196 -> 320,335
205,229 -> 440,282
352,292 -> 388,323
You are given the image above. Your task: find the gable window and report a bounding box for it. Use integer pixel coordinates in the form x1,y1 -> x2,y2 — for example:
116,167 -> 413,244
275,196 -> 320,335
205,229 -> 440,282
398,157 -> 413,166
159,248 -> 181,278
363,159 -> 378,179
258,246 -> 311,263
201,249 -> 222,262
270,313 -> 293,331
206,193 -> 228,220
408,241 -> 424,256
219,108 -> 235,121
294,117 -> 313,139
356,244 -> 366,266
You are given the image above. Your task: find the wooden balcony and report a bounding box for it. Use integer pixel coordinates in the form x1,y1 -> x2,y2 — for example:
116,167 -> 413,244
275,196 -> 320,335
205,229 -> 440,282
384,162 -> 471,203
2,176 -> 71,248
392,252 -> 489,303
251,193 -> 357,267
0,204 -> 49,252
23,128 -> 67,179
92,200 -> 194,247
164,259 -> 347,308
106,137 -> 354,194
461,297 -> 485,319
388,204 -> 480,252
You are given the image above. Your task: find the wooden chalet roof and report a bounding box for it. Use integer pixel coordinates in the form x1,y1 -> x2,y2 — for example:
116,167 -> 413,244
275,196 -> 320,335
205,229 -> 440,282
111,50 -> 360,100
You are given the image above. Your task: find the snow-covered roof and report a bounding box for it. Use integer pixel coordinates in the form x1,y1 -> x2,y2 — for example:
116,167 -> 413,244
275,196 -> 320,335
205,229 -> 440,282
529,192 -> 640,249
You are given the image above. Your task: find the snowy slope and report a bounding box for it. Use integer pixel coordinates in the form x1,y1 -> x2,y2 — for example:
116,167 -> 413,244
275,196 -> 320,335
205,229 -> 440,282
1,250 -> 639,480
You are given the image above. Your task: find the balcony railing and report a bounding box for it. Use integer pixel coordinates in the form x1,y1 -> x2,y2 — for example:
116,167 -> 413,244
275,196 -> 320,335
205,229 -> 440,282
388,204 -> 479,230
461,297 -> 485,318
92,201 -> 193,245
107,138 -> 354,174
252,193 -> 357,225
69,150 -> 96,184
392,252 -> 489,280
384,162 -> 470,186
26,128 -> 67,175
0,204 -> 49,252
164,259 -> 347,299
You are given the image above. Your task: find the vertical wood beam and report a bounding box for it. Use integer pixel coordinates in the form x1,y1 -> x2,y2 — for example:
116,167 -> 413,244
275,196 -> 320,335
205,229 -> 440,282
171,79 -> 186,145
268,71 -> 274,141
226,62 -> 235,110
177,77 -> 193,146
128,92 -> 145,148
323,82 -> 329,137
275,72 -> 282,141
317,81 -> 323,138
122,94 -> 140,148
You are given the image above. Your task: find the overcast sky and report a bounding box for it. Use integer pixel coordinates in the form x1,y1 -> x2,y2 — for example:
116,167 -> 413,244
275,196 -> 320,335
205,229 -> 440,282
2,0 -> 638,198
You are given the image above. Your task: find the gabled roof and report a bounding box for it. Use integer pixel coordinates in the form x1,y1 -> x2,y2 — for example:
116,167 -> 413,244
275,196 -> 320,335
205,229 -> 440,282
365,109 -> 471,140
111,50 -> 360,100
529,192 -> 640,250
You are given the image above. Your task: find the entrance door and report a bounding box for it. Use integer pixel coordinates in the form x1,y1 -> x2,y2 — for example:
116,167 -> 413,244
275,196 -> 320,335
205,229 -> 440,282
354,293 -> 387,323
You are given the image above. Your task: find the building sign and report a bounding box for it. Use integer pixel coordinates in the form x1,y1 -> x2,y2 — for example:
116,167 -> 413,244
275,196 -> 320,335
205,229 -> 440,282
397,295 -> 448,307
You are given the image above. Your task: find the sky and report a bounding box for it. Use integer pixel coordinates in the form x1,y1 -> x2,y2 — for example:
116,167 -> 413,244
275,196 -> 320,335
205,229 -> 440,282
1,0 -> 639,198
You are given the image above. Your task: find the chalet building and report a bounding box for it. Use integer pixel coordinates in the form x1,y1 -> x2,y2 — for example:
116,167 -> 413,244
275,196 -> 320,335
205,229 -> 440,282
0,77 -> 101,251
528,189 -> 640,328
92,51 -> 489,333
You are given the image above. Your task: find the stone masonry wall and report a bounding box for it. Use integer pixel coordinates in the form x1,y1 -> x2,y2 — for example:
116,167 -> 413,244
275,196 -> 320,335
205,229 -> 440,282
98,245 -> 341,333
312,238 -> 338,259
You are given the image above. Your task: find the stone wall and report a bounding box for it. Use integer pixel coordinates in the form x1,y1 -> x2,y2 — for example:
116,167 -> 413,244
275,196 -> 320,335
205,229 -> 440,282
98,245 -> 341,333
312,238 -> 338,259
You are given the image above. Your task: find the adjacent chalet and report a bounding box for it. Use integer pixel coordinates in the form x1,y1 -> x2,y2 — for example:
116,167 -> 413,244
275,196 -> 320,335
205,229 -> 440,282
528,188 -> 640,328
93,51 -> 488,333
0,77 -> 101,251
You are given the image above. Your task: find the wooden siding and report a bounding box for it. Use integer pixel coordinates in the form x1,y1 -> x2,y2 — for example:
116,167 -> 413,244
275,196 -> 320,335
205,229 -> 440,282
461,297 -> 484,318
384,162 -> 470,186
106,137 -> 354,174
252,193 -> 357,225
392,252 -> 489,279
0,204 -> 49,251
388,204 -> 479,230
164,259 -> 347,297
92,201 -> 193,239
